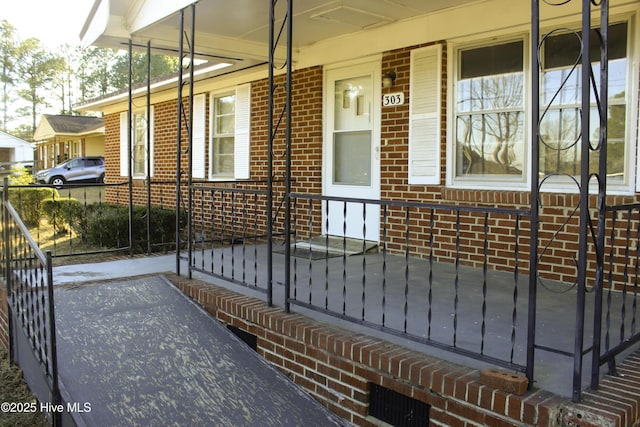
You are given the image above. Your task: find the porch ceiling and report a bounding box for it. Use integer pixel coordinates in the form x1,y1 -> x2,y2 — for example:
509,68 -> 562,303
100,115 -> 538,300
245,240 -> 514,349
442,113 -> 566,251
82,0 -> 480,66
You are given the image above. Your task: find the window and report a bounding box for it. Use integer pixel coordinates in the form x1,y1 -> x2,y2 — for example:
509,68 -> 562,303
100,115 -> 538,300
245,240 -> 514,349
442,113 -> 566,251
540,23 -> 628,185
119,108 -> 154,177
211,92 -> 236,177
208,84 -> 251,180
450,21 -> 634,190
71,141 -> 81,158
453,40 -> 526,183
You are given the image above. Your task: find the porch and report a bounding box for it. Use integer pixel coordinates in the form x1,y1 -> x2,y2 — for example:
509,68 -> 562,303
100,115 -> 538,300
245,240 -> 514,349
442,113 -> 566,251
3,180 -> 640,424
52,247 -> 629,400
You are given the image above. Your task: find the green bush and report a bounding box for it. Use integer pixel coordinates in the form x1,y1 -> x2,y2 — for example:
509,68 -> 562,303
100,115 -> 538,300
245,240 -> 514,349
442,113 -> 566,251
9,164 -> 34,185
41,198 -> 84,234
7,187 -> 58,227
86,204 -> 186,251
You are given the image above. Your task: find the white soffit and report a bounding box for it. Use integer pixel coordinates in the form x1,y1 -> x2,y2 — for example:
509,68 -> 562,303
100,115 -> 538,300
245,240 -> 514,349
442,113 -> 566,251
310,6 -> 393,29
127,0 -> 195,34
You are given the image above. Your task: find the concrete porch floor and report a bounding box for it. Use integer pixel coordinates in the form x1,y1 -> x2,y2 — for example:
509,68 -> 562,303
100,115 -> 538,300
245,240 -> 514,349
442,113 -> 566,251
52,248 -> 640,401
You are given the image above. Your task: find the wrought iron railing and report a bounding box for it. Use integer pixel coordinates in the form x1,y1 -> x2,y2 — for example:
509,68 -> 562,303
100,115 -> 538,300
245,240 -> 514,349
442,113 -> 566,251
594,203 -> 640,382
534,0 -> 613,400
6,181 -> 186,258
1,181 -> 60,426
186,180 -> 290,294
187,183 -> 271,294
288,193 -> 534,374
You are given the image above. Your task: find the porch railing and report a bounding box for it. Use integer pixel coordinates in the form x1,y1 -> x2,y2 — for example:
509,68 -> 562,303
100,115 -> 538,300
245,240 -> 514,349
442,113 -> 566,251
288,193 -> 533,374
592,203 -> 640,386
184,180 -> 289,294
1,180 -> 60,426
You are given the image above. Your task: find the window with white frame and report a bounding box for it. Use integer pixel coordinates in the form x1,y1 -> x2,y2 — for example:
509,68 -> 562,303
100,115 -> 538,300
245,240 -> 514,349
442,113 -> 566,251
211,92 -> 235,177
119,108 -> 154,177
453,39 -> 526,183
540,22 -> 628,184
71,140 -> 81,158
208,84 -> 251,180
450,20 -> 634,190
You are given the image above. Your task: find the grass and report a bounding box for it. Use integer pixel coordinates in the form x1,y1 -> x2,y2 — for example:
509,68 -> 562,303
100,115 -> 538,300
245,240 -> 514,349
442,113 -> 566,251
31,220 -> 130,266
56,185 -> 104,205
0,352 -> 49,427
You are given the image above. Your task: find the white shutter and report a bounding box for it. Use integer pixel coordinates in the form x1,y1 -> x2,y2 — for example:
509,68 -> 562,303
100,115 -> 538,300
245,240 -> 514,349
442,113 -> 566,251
148,106 -> 155,177
409,45 -> 442,185
234,83 -> 251,180
192,94 -> 206,179
119,112 -> 128,177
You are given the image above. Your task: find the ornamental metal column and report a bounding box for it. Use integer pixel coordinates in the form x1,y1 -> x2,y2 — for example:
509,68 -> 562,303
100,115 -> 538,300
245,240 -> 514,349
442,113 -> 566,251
175,11 -> 185,275
175,6 -> 196,277
186,5 -> 196,280
146,41 -> 152,256
590,0 -> 610,393
532,0 -> 609,401
127,40 -> 134,258
268,0 -> 293,308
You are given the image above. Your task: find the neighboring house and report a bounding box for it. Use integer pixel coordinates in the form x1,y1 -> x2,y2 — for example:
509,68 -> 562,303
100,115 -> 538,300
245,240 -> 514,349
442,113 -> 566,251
0,130 -> 34,177
33,114 -> 105,170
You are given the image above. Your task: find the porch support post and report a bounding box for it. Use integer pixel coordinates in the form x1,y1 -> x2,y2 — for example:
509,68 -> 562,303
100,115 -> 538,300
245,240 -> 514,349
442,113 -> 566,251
591,0 -> 609,391
267,1 -> 275,307
527,0 -> 540,389
284,0 -> 293,314
186,4 -> 196,280
146,40 -> 152,256
127,40 -> 134,258
175,10 -> 185,276
573,0 -> 592,402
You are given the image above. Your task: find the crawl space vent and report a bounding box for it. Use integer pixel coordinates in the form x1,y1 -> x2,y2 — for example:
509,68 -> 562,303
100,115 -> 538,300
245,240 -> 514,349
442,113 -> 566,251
369,383 -> 430,426
227,325 -> 257,351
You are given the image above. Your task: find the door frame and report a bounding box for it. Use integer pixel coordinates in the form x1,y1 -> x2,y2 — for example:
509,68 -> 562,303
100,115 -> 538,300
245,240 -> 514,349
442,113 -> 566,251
322,56 -> 382,241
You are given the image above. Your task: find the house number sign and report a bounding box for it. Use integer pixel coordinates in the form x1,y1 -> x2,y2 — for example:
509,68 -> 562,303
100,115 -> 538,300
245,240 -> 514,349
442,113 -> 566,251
382,92 -> 404,106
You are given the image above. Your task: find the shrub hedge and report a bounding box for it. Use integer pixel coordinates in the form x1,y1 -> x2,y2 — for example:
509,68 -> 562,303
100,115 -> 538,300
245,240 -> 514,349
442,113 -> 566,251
41,198 -> 84,233
5,188 -> 183,253
86,204 -> 185,251
7,187 -> 58,227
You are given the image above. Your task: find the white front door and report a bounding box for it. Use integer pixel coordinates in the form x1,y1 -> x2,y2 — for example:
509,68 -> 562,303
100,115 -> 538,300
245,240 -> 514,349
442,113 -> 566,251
323,60 -> 381,241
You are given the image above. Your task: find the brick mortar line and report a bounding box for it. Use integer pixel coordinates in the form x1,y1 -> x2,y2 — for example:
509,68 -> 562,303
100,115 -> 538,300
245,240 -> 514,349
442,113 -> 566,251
167,274 -> 575,425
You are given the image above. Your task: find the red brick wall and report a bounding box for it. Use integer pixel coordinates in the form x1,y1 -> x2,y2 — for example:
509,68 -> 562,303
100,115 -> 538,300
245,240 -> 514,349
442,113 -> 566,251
171,273 -> 612,426
101,45 -> 640,288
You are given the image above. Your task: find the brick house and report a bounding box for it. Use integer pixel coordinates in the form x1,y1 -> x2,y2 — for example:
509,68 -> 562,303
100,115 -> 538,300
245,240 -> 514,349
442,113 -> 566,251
78,0 -> 640,284
75,0 -> 640,424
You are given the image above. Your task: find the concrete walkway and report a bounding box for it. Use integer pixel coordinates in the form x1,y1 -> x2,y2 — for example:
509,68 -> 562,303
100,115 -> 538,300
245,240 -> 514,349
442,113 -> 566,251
54,274 -> 346,426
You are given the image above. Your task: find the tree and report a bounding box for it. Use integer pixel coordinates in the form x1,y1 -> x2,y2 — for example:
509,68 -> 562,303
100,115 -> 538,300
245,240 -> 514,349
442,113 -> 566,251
15,38 -> 66,138
78,46 -> 118,100
110,51 -> 179,91
0,20 -> 18,132
53,44 -> 79,114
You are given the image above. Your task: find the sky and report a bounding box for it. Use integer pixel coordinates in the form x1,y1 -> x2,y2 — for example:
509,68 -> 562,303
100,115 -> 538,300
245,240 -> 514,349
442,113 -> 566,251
0,0 -> 94,48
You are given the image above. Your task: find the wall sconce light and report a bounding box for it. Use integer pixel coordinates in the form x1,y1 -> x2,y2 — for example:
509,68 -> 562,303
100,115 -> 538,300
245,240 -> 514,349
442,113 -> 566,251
382,71 -> 396,88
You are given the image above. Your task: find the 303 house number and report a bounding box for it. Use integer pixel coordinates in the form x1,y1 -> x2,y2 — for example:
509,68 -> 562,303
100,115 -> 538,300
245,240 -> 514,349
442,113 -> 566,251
382,92 -> 404,106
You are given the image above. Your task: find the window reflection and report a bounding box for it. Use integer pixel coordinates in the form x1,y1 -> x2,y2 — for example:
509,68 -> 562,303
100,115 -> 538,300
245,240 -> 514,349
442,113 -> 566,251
455,40 -> 525,178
